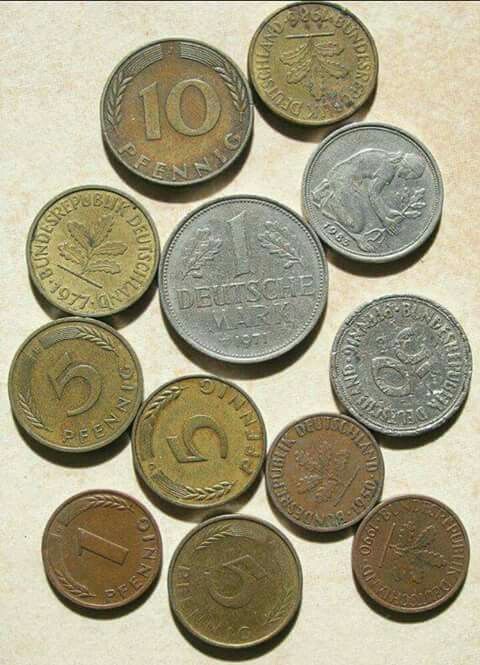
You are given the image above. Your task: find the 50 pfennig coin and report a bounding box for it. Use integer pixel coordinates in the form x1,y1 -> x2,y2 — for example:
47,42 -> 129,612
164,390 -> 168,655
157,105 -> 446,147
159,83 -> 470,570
132,375 -> 266,508
168,514 -> 302,648
27,186 -> 160,317
9,318 -> 143,452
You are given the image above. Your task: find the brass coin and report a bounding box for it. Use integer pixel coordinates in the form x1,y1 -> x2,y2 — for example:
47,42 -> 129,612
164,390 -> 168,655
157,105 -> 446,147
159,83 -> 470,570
168,514 -> 302,648
9,318 -> 143,452
248,1 -> 378,126
352,495 -> 470,613
42,489 -> 162,610
132,376 -> 266,508
266,413 -> 384,531
27,186 -> 160,317
101,39 -> 253,186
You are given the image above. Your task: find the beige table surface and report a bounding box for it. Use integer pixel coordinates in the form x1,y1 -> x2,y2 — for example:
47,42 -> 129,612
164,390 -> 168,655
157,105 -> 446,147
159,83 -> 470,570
1,1 -> 479,663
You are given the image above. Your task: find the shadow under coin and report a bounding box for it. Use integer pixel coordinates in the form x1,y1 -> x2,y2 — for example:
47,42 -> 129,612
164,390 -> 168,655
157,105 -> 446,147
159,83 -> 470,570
14,418 -> 130,468
158,296 -> 327,382
102,132 -> 253,205
104,278 -> 158,330
29,275 -> 67,320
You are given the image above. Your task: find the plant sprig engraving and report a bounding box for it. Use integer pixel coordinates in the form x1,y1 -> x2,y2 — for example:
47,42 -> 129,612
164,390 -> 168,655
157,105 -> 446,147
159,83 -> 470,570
54,568 -> 95,599
17,390 -> 50,431
390,522 -> 446,584
194,523 -> 250,551
84,493 -> 134,513
181,481 -> 235,502
258,221 -> 303,269
74,324 -> 117,354
105,69 -> 133,133
143,385 -> 185,420
294,442 -> 350,502
393,187 -> 426,221
214,61 -> 248,118
58,214 -> 127,277
264,586 -> 294,624
182,227 -> 222,279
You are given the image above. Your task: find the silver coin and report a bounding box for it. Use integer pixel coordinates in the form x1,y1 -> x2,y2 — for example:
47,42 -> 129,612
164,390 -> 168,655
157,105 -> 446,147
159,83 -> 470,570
330,295 -> 472,437
302,123 -> 443,263
159,195 -> 328,363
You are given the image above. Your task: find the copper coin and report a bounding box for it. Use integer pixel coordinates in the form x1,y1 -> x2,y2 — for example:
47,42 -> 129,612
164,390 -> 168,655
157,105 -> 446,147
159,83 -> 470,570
266,413 -> 384,531
42,490 -> 162,609
352,495 -> 469,613
101,39 -> 253,186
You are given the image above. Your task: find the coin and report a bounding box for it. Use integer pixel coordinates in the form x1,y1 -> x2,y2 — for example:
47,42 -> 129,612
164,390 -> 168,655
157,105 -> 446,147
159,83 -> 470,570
352,495 -> 469,613
159,195 -> 328,363
266,413 -> 384,532
248,1 -> 378,126
132,375 -> 266,508
9,318 -> 143,452
27,186 -> 160,317
42,489 -> 162,610
101,39 -> 253,186
168,514 -> 302,648
303,123 -> 443,262
330,295 -> 472,437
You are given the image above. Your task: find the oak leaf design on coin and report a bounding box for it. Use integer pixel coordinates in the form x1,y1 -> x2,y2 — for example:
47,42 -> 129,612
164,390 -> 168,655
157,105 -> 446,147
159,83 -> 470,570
294,440 -> 350,502
257,221 -> 303,269
389,522 -> 446,585
182,228 -> 222,279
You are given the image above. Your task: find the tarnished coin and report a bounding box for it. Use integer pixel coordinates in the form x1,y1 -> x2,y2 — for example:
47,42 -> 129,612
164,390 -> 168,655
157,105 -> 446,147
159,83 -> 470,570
101,39 -> 253,185
248,1 -> 378,126
352,495 -> 469,614
168,514 -> 302,648
159,195 -> 328,363
27,186 -> 160,316
303,123 -> 443,262
132,376 -> 266,508
330,295 -> 472,437
42,490 -> 162,610
9,318 -> 142,452
267,413 -> 383,532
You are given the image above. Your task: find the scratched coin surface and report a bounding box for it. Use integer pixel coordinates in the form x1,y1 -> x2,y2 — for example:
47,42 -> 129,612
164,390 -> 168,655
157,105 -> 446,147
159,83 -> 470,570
132,376 -> 266,508
42,490 -> 162,610
330,295 -> 472,437
168,514 -> 302,648
248,1 -> 378,126
352,495 -> 469,613
303,123 -> 443,262
9,318 -> 142,452
159,195 -> 328,363
27,186 -> 160,316
266,413 -> 384,532
101,39 -> 253,185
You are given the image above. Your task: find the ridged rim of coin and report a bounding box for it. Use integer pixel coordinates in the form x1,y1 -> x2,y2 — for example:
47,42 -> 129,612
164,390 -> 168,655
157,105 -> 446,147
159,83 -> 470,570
131,374 -> 267,508
42,489 -> 162,609
26,184 -> 160,317
159,194 -> 328,363
168,513 -> 302,648
351,494 -> 470,613
100,38 -> 253,186
8,317 -> 143,452
302,122 -> 444,262
266,412 -> 384,531
248,1 -> 378,126
330,294 -> 472,436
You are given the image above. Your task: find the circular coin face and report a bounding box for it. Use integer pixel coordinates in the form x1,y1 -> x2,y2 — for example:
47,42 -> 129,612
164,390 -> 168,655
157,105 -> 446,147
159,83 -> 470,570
27,186 -> 160,316
248,1 -> 378,126
267,413 -> 384,531
330,295 -> 472,437
42,490 -> 162,610
159,195 -> 328,363
168,514 -> 302,648
352,495 -> 469,613
9,318 -> 143,452
132,376 -> 266,508
303,123 -> 443,262
101,39 -> 253,185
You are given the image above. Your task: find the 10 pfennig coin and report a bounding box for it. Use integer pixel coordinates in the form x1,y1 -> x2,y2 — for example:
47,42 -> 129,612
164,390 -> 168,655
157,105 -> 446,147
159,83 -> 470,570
303,123 -> 443,262
330,295 -> 472,436
168,514 -> 302,648
159,195 -> 328,363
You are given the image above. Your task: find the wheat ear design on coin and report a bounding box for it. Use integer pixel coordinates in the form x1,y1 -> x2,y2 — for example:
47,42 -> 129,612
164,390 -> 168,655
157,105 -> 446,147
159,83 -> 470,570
214,61 -> 247,117
54,569 -> 95,599
143,386 -> 185,419
18,390 -> 50,431
194,523 -> 249,551
265,587 -> 294,624
74,325 -> 117,354
105,69 -> 133,132
182,481 -> 235,502
84,493 -> 134,513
